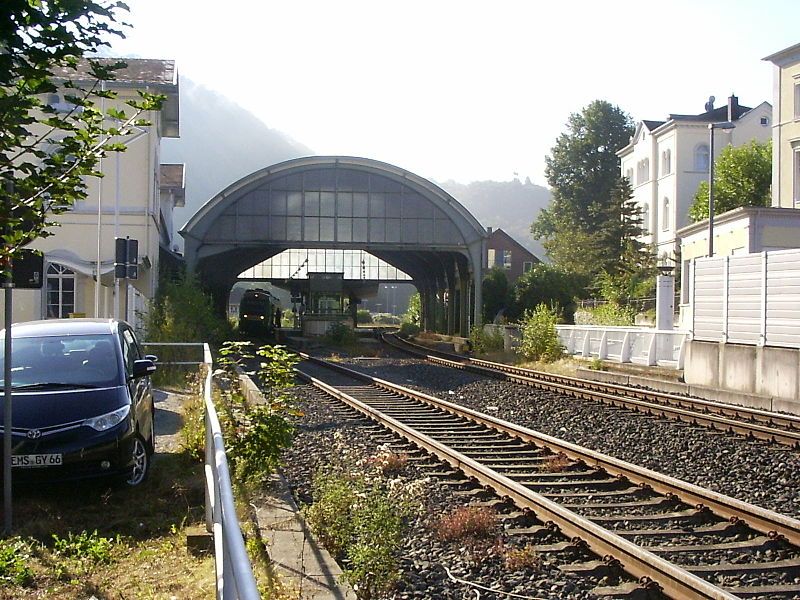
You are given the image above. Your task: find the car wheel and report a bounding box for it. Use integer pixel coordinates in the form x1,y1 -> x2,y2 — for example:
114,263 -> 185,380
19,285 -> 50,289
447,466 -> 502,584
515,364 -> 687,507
125,434 -> 150,487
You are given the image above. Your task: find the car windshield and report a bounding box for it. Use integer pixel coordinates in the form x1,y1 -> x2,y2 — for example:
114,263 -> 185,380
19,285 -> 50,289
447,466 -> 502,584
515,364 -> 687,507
0,334 -> 121,389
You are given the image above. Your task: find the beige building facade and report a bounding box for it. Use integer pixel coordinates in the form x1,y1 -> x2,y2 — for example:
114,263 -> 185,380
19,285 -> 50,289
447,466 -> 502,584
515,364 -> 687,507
764,42 -> 800,209
4,59 -> 181,329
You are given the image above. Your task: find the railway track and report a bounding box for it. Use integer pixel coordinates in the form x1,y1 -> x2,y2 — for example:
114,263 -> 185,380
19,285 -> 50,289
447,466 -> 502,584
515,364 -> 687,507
381,333 -> 800,450
296,352 -> 800,600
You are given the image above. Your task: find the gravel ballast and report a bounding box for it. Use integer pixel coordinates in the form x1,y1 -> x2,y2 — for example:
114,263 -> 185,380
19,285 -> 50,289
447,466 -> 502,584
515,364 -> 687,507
337,357 -> 800,519
282,384 -> 635,600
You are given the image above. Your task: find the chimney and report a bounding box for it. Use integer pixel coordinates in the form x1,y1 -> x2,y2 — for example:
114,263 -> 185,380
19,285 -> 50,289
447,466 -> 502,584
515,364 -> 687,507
727,94 -> 739,121
487,227 -> 493,235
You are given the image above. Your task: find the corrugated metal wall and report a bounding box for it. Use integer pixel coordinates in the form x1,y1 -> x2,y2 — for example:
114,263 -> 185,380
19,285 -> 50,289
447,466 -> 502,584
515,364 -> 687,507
692,248 -> 800,348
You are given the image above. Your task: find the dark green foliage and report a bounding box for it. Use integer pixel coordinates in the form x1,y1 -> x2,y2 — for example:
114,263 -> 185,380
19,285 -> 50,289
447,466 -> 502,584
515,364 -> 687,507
356,309 -> 373,324
0,1 -> 164,270
510,264 -> 585,323
482,267 -> 510,323
532,100 -> 634,278
398,322 -> 420,338
469,326 -> 504,354
689,139 -> 772,222
324,321 -> 358,346
591,177 -> 657,302
144,273 -> 233,346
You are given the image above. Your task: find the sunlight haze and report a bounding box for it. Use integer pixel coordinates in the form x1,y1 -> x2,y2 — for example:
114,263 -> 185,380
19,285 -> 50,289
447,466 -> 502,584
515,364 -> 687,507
110,0 -> 800,185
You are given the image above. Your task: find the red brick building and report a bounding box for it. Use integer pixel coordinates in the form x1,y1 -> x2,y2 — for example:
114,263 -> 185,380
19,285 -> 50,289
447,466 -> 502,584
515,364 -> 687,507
486,227 -> 540,283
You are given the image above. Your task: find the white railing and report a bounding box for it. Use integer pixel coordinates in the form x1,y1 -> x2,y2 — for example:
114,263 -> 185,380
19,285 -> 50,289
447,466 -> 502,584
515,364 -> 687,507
143,343 -> 260,600
555,326 -> 687,368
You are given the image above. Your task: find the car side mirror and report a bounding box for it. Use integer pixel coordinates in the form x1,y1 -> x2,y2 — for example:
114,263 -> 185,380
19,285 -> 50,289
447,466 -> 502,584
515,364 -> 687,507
132,359 -> 157,378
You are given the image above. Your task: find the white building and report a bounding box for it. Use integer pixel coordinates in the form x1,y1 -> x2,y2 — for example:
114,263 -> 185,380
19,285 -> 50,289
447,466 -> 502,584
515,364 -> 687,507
617,95 -> 771,263
3,59 -> 182,329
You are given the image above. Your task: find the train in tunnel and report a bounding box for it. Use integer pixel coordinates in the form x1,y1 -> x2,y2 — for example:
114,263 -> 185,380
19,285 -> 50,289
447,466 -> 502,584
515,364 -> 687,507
238,288 -> 278,335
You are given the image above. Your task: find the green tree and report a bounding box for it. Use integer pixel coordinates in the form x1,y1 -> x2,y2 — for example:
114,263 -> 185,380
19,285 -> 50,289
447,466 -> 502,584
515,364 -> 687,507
403,292 -> 421,324
481,267 -> 509,323
592,177 -> 656,301
0,1 -> 164,270
532,100 -> 634,277
510,264 -> 585,323
689,139 -> 772,222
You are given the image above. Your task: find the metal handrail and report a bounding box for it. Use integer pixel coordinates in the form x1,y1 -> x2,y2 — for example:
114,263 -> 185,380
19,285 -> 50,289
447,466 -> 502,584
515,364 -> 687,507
142,342 -> 260,600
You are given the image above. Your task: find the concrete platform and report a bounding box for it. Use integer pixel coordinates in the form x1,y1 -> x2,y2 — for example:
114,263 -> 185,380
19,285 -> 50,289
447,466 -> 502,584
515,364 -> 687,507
577,366 -> 800,415
253,473 -> 355,599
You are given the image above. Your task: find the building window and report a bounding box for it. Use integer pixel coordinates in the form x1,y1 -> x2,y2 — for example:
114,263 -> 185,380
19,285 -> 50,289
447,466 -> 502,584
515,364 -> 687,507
795,83 -> 800,120
642,203 -> 650,234
487,248 -> 496,267
503,250 -> 512,269
661,149 -> 671,175
694,144 -> 710,172
625,168 -> 633,184
46,263 -> 75,318
523,261 -> 533,273
662,197 -> 670,231
637,158 -> 650,184
794,150 -> 800,208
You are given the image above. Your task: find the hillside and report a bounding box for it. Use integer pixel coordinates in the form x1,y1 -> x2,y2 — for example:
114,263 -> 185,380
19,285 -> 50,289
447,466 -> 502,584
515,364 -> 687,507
437,178 -> 550,258
161,76 -> 313,237
161,78 -> 550,260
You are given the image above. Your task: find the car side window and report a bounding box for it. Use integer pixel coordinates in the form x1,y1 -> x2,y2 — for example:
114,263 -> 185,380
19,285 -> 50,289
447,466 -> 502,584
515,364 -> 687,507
121,328 -> 141,377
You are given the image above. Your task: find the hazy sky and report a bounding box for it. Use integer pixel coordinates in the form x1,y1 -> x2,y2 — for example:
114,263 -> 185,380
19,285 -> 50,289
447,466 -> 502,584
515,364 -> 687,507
109,0 -> 799,186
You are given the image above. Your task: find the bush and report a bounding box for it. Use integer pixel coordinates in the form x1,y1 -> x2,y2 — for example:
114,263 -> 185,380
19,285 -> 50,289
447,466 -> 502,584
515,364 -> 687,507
398,322 -> 420,338
516,304 -> 564,363
324,321 -> 358,346
217,342 -> 299,485
356,309 -> 373,324
576,302 -> 636,326
0,538 -> 33,586
372,313 -> 401,325
305,447 -> 423,599
469,326 -> 504,354
435,506 -> 497,542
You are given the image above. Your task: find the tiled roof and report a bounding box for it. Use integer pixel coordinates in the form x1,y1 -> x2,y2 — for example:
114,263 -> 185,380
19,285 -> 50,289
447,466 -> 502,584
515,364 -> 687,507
668,103 -> 752,123
52,58 -> 177,87
642,120 -> 665,130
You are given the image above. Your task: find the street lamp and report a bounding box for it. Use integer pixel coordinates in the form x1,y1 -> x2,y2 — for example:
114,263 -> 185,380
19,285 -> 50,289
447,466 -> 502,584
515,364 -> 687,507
707,121 -> 736,257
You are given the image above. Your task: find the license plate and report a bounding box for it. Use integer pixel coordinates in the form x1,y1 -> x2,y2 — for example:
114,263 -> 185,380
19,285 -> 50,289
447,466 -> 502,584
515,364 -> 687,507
11,454 -> 63,468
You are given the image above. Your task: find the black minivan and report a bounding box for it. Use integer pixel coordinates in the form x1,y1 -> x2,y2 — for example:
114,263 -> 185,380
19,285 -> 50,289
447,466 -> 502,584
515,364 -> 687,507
0,319 -> 157,486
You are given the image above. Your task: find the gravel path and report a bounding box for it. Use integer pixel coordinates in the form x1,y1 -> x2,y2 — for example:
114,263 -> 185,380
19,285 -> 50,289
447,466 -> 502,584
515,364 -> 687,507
336,357 -> 800,519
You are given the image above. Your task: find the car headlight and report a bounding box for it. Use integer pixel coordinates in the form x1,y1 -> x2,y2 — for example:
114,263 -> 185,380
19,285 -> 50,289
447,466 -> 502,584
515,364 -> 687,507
84,405 -> 130,432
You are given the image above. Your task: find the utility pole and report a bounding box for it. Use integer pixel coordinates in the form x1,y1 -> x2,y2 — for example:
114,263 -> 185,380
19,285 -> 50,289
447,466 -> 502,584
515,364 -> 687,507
3,178 -> 14,534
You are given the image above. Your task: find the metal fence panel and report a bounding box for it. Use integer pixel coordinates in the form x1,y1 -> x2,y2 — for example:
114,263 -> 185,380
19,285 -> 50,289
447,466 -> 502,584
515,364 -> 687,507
690,248 -> 800,349
727,254 -> 762,345
766,250 -> 800,348
693,258 -> 725,341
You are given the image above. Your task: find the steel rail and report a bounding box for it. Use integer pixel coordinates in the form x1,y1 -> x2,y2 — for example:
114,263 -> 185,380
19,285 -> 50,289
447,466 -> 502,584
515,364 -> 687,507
296,358 -> 739,600
299,353 -> 800,547
383,334 -> 800,448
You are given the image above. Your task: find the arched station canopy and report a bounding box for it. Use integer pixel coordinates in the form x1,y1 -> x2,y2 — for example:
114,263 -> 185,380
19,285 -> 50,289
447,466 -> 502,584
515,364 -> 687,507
180,156 -> 487,334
